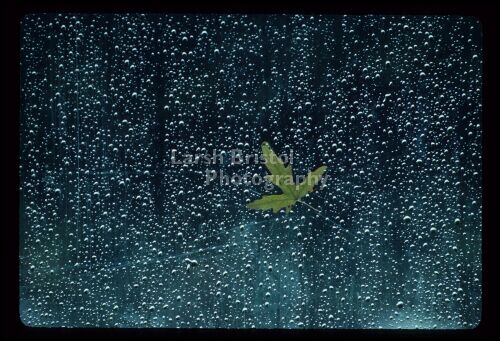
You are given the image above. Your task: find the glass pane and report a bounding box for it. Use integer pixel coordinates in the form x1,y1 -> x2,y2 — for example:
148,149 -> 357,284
20,14 -> 482,328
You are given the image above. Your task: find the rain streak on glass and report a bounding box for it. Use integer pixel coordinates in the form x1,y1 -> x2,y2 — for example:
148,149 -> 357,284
20,14 -> 482,328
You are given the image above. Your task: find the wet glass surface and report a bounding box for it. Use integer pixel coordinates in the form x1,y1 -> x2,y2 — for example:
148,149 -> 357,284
20,14 -> 482,328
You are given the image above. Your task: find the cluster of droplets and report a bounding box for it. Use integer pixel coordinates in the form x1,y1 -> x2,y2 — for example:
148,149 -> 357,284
20,14 -> 481,328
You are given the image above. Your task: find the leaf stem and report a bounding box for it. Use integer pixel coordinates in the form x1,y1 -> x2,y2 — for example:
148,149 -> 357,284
296,199 -> 331,221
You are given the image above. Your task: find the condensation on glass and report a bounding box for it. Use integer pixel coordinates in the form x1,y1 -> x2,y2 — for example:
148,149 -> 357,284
20,14 -> 482,328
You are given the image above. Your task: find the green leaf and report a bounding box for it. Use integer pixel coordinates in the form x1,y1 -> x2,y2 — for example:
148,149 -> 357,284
261,142 -> 296,198
247,142 -> 327,214
246,194 -> 296,213
261,141 -> 292,177
294,165 -> 328,200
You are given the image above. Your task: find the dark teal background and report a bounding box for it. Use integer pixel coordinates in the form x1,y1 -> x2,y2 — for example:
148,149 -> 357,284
20,14 -> 482,328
